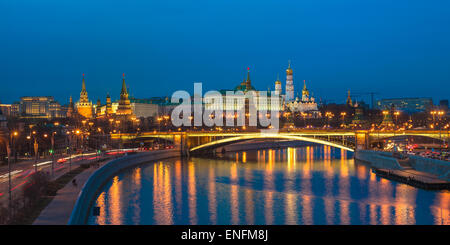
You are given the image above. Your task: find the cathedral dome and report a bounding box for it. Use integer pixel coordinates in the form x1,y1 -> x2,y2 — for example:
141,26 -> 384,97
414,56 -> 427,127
286,67 -> 293,75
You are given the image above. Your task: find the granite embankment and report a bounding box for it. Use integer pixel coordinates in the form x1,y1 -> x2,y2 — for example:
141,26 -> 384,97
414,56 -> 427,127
355,149 -> 450,181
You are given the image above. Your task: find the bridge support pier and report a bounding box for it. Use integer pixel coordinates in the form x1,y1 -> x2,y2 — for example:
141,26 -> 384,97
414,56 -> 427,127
173,133 -> 189,157
356,132 -> 369,150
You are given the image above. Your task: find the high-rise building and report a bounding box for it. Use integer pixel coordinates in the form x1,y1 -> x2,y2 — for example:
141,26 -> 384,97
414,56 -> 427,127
76,74 -> 93,118
115,73 -> 133,116
285,61 -> 294,102
0,104 -> 11,117
18,96 -> 64,119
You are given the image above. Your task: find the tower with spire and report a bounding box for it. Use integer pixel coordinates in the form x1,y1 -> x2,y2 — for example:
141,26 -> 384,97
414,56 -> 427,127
245,67 -> 251,91
301,80 -> 310,101
285,61 -> 294,102
67,96 -> 75,118
106,93 -> 113,116
75,74 -> 93,118
96,99 -> 102,117
346,90 -> 353,107
274,74 -> 282,96
115,73 -> 133,116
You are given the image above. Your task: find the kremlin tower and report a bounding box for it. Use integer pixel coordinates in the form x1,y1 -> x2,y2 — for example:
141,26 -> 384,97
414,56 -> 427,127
96,99 -> 102,117
245,68 -> 252,91
106,93 -> 113,116
274,74 -> 282,96
76,74 -> 93,118
67,96 -> 75,118
301,80 -> 310,101
285,61 -> 294,102
346,90 -> 353,107
115,73 -> 133,116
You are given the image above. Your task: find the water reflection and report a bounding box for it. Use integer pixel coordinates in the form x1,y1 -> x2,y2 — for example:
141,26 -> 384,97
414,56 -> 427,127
88,145 -> 450,225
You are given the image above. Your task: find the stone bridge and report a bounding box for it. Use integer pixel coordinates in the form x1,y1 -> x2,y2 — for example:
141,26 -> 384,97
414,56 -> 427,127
111,129 -> 448,156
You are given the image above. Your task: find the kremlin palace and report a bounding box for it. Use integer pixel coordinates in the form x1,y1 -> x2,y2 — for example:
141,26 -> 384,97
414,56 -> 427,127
205,63 -> 321,117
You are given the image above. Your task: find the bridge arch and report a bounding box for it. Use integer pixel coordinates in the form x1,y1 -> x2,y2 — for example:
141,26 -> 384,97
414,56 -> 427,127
189,133 -> 355,153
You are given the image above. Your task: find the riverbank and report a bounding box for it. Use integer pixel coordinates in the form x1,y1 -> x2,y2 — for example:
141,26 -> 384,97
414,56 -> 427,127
38,149 -> 180,225
355,149 -> 450,190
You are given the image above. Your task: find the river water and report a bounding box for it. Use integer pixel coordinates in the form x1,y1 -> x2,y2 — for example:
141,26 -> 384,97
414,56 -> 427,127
87,145 -> 449,225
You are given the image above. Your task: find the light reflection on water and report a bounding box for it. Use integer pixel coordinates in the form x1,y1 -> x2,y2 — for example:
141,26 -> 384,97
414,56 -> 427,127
88,145 -> 450,225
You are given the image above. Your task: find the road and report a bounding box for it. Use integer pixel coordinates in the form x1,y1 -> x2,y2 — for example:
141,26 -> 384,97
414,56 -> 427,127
0,151 -> 105,204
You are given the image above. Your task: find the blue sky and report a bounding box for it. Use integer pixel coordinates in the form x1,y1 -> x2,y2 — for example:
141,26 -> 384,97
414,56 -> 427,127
1,0 -> 449,105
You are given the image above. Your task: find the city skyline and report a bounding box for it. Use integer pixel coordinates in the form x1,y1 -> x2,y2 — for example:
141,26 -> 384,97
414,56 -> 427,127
2,0 -> 450,104
1,1 -> 449,229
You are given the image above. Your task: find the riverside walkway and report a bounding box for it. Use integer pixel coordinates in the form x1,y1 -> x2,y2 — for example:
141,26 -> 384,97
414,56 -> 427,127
34,148 -> 181,225
33,159 -> 109,225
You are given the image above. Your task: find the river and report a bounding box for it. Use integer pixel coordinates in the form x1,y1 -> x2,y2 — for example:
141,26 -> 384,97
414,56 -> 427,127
87,145 -> 449,225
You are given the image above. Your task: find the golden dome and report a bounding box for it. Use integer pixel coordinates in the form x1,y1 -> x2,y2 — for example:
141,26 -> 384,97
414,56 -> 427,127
275,80 -> 281,85
286,61 -> 293,75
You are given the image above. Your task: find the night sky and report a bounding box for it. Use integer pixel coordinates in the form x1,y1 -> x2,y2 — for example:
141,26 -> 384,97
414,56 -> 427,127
1,0 -> 450,105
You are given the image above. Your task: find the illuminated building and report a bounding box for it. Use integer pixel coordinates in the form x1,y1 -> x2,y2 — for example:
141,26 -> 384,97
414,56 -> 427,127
97,98 -> 160,118
106,93 -> 113,116
205,68 -> 284,112
0,104 -> 11,117
285,61 -> 294,102
349,103 -> 365,127
75,74 -> 93,118
274,75 -> 282,96
17,96 -> 64,119
96,99 -> 102,117
376,97 -> 433,114
67,96 -> 75,118
285,80 -> 319,114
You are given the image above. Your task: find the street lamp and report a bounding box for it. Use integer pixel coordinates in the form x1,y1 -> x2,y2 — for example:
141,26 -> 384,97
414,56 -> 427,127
50,131 -> 56,176
340,112 -> 347,128
66,131 -> 72,171
32,130 -> 38,172
394,111 -> 400,127
8,131 -> 19,216
325,112 -> 334,128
